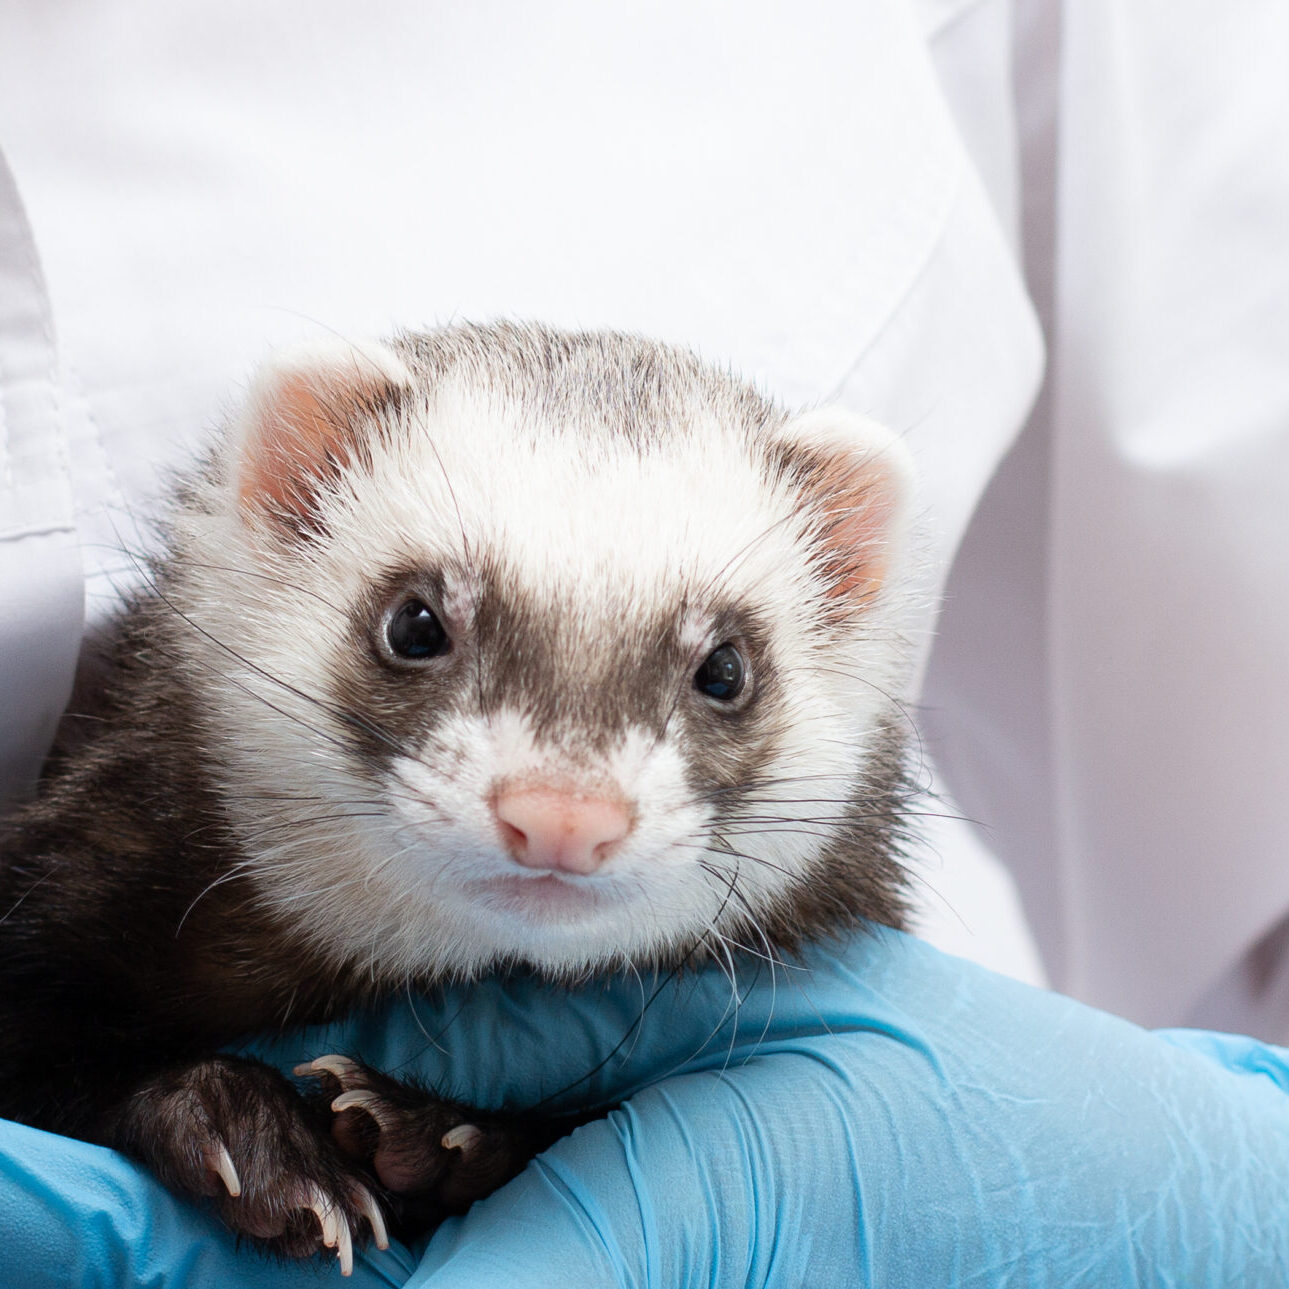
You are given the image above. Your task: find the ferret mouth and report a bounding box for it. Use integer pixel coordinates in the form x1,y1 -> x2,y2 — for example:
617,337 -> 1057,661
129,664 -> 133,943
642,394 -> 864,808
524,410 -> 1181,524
472,870 -> 608,920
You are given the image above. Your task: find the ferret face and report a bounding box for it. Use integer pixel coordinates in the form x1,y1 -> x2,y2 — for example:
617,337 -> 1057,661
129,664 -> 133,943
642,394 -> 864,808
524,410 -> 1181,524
171,324 -> 914,982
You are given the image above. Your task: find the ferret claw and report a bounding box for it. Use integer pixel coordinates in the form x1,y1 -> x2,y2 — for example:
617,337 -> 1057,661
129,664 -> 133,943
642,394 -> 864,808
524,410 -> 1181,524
205,1139 -> 242,1197
331,1088 -> 395,1131
355,1185 -> 390,1251
336,1207 -> 354,1277
293,1054 -> 362,1083
441,1123 -> 483,1155
307,1182 -> 340,1249
296,1182 -> 355,1275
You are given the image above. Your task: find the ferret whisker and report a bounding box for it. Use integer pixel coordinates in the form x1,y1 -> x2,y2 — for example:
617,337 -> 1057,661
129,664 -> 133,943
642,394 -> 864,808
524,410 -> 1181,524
664,925 -> 743,1080
710,863 -> 847,1045
797,658 -> 923,721
713,822 -> 873,840
676,838 -> 799,883
175,864 -> 259,936
398,979 -> 454,1061
699,771 -> 881,800
528,959 -> 690,1111
171,557 -> 349,615
119,546 -> 422,764
358,836 -> 431,895
190,654 -> 361,758
605,885 -> 676,1072
707,927 -> 744,1077
193,809 -> 396,849
0,863 -> 64,926
694,854 -> 784,1071
278,983 -> 303,1028
216,792 -> 334,803
336,709 -> 423,761
721,778 -> 928,804
691,878 -> 803,978
732,900 -> 782,1061
693,508 -> 805,610
722,812 -> 867,825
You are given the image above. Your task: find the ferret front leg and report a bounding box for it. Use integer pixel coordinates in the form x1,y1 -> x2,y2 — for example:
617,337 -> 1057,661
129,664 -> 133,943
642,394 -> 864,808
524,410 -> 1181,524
296,1055 -> 582,1236
104,1054 -> 388,1275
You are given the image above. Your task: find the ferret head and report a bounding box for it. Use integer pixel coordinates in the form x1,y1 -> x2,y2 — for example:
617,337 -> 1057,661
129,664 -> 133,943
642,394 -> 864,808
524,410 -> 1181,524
169,323 -> 917,983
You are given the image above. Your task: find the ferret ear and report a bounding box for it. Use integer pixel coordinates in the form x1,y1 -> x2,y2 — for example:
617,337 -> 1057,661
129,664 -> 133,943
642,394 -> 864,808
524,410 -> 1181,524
770,407 -> 914,609
232,338 -> 414,527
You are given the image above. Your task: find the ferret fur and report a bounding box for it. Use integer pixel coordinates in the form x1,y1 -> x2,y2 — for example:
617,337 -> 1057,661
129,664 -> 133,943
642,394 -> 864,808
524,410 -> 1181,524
0,320 -> 916,1153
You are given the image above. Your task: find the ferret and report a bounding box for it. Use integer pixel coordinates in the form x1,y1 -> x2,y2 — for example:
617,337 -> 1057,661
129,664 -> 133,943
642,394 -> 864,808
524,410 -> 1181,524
0,321 -> 916,1274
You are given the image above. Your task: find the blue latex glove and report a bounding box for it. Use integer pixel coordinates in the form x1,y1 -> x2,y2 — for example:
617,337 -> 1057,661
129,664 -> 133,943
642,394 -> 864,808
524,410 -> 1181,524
7,929 -> 1289,1286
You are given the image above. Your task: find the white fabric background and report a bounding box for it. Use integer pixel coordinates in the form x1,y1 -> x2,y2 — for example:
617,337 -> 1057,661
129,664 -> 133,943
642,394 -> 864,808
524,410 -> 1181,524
1,0 -> 1285,1031
922,0 -> 1289,1031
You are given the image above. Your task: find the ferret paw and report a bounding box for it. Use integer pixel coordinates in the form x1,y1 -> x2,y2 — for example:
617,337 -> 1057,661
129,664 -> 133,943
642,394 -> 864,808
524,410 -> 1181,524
295,1054 -> 545,1224
108,1055 -> 387,1275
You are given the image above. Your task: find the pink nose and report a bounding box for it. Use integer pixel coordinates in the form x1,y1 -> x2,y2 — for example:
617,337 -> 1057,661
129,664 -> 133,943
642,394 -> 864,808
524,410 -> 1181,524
493,786 -> 632,875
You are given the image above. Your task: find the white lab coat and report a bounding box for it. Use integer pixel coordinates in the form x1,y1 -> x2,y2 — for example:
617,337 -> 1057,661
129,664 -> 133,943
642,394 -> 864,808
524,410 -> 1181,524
0,1 -> 1285,1034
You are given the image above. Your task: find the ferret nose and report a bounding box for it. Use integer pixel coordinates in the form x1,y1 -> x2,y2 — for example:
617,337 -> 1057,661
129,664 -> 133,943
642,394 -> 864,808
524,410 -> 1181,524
493,787 -> 632,875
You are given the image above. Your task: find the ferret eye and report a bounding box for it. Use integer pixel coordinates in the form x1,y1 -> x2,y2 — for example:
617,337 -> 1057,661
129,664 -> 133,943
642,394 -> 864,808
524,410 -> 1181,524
693,643 -> 746,701
386,600 -> 450,660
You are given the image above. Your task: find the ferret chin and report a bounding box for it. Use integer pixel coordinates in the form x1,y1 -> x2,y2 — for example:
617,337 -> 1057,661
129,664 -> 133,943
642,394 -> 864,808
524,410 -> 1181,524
0,320 -> 919,1272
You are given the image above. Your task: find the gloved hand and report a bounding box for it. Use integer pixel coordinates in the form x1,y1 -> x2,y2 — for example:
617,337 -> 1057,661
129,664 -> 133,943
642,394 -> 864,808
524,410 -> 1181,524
7,929 -> 1289,1287
0,1114 -> 417,1287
